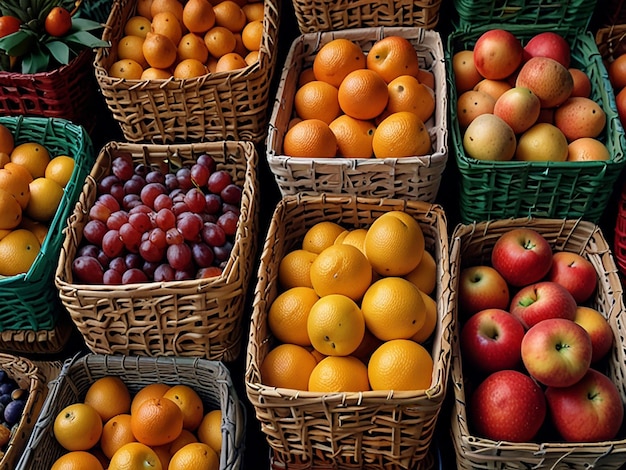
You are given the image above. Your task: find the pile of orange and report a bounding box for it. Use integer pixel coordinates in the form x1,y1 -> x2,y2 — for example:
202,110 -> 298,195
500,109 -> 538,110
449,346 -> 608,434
109,0 -> 265,80
283,36 -> 437,159
0,123 -> 73,276
50,377 -> 223,470
262,212 -> 438,393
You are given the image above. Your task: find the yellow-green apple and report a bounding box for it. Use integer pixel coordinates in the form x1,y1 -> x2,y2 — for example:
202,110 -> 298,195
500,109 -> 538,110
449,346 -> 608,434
462,113 -> 517,161
515,122 -> 569,162
545,368 -> 624,442
491,228 -> 553,287
522,32 -> 571,68
472,29 -> 524,80
469,369 -> 546,442
574,306 -> 613,363
521,317 -> 592,387
510,281 -> 577,329
546,251 -> 597,303
460,308 -> 525,374
493,86 -> 541,134
458,265 -> 510,316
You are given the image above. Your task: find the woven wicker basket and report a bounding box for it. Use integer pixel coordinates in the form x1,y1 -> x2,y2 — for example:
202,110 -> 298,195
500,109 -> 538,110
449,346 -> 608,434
245,195 -> 453,469
0,116 -> 94,355
448,25 -> 626,224
55,140 -> 259,362
290,0 -> 442,34
594,0 -> 626,29
266,27 -> 448,200
93,0 -> 279,144
449,217 -> 626,469
16,353 -> 245,470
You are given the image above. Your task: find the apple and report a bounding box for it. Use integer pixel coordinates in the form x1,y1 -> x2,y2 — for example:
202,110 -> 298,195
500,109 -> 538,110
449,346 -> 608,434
522,32 -> 571,68
460,308 -> 525,374
458,265 -> 510,316
472,29 -> 524,80
510,281 -> 577,329
521,317 -> 592,388
545,368 -> 624,442
493,86 -> 541,134
574,306 -> 613,363
469,369 -> 546,442
546,251 -> 597,303
491,228 -> 553,287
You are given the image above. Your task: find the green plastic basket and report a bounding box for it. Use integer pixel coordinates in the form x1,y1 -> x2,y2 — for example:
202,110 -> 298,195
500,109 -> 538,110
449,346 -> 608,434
0,117 -> 94,333
447,25 -> 626,224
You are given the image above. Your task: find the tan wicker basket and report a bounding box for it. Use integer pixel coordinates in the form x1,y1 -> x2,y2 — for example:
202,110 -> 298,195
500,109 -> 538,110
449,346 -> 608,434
266,27 -> 448,200
450,217 -> 626,469
55,140 -> 259,362
245,194 -> 453,469
291,0 -> 442,33
93,0 -> 279,144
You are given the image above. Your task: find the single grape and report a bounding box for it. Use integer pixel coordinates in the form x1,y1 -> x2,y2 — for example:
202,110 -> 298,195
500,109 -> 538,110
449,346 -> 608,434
109,256 -> 126,273
139,239 -> 166,263
167,243 -> 193,271
184,187 -> 206,213
190,163 -> 210,187
204,193 -> 222,214
89,202 -> 112,223
196,154 -> 217,173
201,222 -> 226,247
213,241 -> 233,263
134,163 -> 150,178
140,182 -> 167,208
156,208 -> 176,230
72,256 -> 104,284
106,210 -> 130,231
166,228 -> 184,245
221,203 -> 241,216
123,175 -> 145,195
176,167 -> 193,190
197,266 -> 222,279
153,263 -> 175,282
103,269 -> 123,285
125,252 -> 143,270
148,227 -> 168,250
129,204 -> 153,215
175,268 -> 195,281
165,173 -> 179,191
122,268 -> 148,284
119,223 -> 142,251
77,244 -> 99,259
207,170 -> 232,194
176,212 -> 203,241
109,183 -> 125,205
112,155 -> 134,181
122,194 -> 142,211
142,260 -> 159,279
97,250 -> 110,268
102,230 -> 124,258
172,201 -> 190,216
83,219 -> 107,246
129,212 -> 152,233
145,170 -> 165,185
220,183 -> 242,205
191,242 -> 214,268
153,193 -> 173,211
217,211 -> 239,236
98,174 -> 121,194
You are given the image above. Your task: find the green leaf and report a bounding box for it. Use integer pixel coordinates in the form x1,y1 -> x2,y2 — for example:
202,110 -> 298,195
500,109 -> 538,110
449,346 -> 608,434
21,46 -> 49,74
70,17 -> 105,31
64,30 -> 109,48
0,30 -> 36,57
44,40 -> 70,65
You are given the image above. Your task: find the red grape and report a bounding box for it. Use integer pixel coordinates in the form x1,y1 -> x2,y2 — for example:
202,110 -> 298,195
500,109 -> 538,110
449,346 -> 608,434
176,167 -> 193,190
123,175 -> 145,195
134,163 -> 149,178
191,242 -> 214,268
198,266 -> 223,279
129,204 -> 153,215
204,193 -> 221,214
103,269 -> 123,285
207,170 -> 232,194
154,263 -> 175,282
153,193 -> 173,211
221,203 -> 241,216
167,243 -> 193,270
201,222 -> 226,247
89,202 -> 112,223
165,173 -> 179,191
166,228 -> 184,245
122,268 -> 148,284
176,212 -> 203,241
107,210 -> 130,230
142,260 -> 159,279
83,219 -> 107,246
175,268 -> 194,281
119,223 -> 142,252
112,155 -> 134,181
98,193 -> 121,212
139,239 -> 166,263
125,252 -> 143,270
148,227 -> 168,250
184,188 -> 206,213
98,174 -> 121,194
72,256 -> 104,284
122,194 -> 142,211
196,154 -> 216,173
156,208 -> 176,230
145,170 -> 165,185
110,183 -> 125,204
172,201 -> 190,216
109,256 -> 126,273
190,163 -> 210,187
220,183 -> 242,205
102,230 -> 124,258
97,250 -> 110,268
217,211 -> 239,236
77,244 -> 100,259
213,241 -> 233,263
140,182 -> 167,208
129,212 -> 152,233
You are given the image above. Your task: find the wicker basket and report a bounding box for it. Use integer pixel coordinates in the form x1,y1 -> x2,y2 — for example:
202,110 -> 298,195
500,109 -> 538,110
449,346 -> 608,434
594,0 -> 626,29
55,140 -> 259,362
93,0 -> 279,144
447,25 -> 626,224
449,217 -> 626,469
16,353 -> 246,470
266,27 -> 448,200
245,194 -> 453,469
0,116 -> 94,354
290,0 -> 442,34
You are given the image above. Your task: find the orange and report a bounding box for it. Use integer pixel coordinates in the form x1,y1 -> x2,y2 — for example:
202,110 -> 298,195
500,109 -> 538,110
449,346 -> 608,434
50,451 -> 104,470
142,32 -> 178,69
0,152 -> 9,168
244,50 -> 259,66
167,428 -> 198,455
141,67 -> 172,79
294,80 -> 341,124
567,137 -> 610,162
109,59 -> 144,79
109,442 -> 163,470
242,2 -> 264,21
417,68 -> 435,89
609,53 -> 626,91
124,16 -> 151,38
307,294 -> 365,356
136,0 -> 154,19
0,228 -> 39,275
302,220 -> 346,254
196,409 -> 222,455
173,58 -> 208,78
411,291 -> 437,343
162,384 -> 204,431
177,32 -> 209,62
372,111 -> 431,158
309,244 -> 372,300
213,0 -> 246,32
366,35 -> 420,83
367,339 -> 433,391
203,26 -> 236,58
338,68 -> 389,120
386,74 -> 435,122
53,403 -> 103,451
329,115 -> 375,158
26,177 -> 63,222
0,165 -> 30,209
233,32 -> 248,57
84,376 -> 132,423
241,19 -> 263,52
0,187 -> 22,230
452,49 -> 482,93
131,383 -> 171,416
339,227 -> 368,254
131,397 -> 184,446
260,343 -> 318,390
0,124 -> 14,155
152,445 -> 171,469
117,35 -> 148,69
282,118 -> 337,158
45,155 -> 75,188
569,67 -> 591,98
268,286 -> 319,346
215,52 -> 247,72
277,248 -> 316,289
308,355 -> 370,392
313,38 -> 366,88
151,11 -> 183,45
169,442 -> 219,470
403,249 -> 436,295
10,142 -> 50,179
298,67 -> 316,87
361,276 -> 426,340
150,0 -> 183,23
100,414 -> 136,459
364,210 -> 425,276
182,0 -> 215,34
20,216 -> 48,245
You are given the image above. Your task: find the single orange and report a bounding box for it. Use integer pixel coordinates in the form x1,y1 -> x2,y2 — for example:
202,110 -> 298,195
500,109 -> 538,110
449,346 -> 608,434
84,376 -> 132,423
169,442 -> 219,470
173,58 -> 208,78
386,74 -> 435,122
215,52 -> 247,72
0,187 -> 22,230
124,15 -> 151,38
177,32 -> 209,63
294,80 -> 341,124
167,428 -> 198,455
241,19 -> 263,52
313,38 -> 366,88
142,32 -> 178,69
338,69 -> 389,120
117,35 -> 148,69
141,67 -> 172,79
203,25 -> 236,58
131,383 -> 171,415
100,414 -> 136,459
329,114 -> 376,158
26,177 -> 63,222
53,403 -> 103,451
609,53 -> 626,91
151,11 -> 183,45
182,0 -> 215,34
366,35 -> 420,83
367,339 -> 433,391
411,291 -> 437,343
162,384 -> 204,431
302,221 -> 346,254
10,142 -> 50,179
309,244 -> 372,301
0,124 -> 14,155
283,118 -> 337,158
130,397 -> 184,446
196,409 -> 222,455
109,59 -> 144,79
372,111 -> 431,158
268,286 -> 319,346
242,2 -> 264,21
50,451 -> 104,470
452,49 -> 482,93
277,248 -> 317,289
260,343 -> 318,390
308,355 -> 370,392
109,442 -> 163,470
213,0 -> 247,32
45,155 -> 75,188
150,0 -> 184,23
0,165 -> 30,209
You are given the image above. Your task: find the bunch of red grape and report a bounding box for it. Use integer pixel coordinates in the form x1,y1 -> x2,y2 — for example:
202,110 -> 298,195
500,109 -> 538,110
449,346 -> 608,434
71,153 -> 243,285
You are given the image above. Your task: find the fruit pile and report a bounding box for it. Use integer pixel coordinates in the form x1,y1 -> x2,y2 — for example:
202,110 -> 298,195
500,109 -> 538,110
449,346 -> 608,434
0,369 -> 28,450
283,35 -> 436,159
454,29 -> 611,162
0,123 -> 74,277
50,376 -> 222,470
458,227 -> 623,443
261,211 -> 438,393
71,153 -> 243,284
109,0 -> 264,80
607,49 -> 626,128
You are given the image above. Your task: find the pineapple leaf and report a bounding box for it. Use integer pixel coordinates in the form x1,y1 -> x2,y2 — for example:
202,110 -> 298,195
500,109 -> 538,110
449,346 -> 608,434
43,40 -> 70,65
63,30 -> 109,48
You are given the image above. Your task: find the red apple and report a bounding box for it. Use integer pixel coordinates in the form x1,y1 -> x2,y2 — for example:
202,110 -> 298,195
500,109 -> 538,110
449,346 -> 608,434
510,281 -> 577,329
491,228 -> 553,287
574,306 -> 613,363
460,308 -> 525,374
521,317 -> 592,388
469,369 -> 547,442
473,29 -> 524,80
545,368 -> 624,442
523,32 -> 571,68
546,251 -> 597,303
458,265 -> 510,316
493,86 -> 541,134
